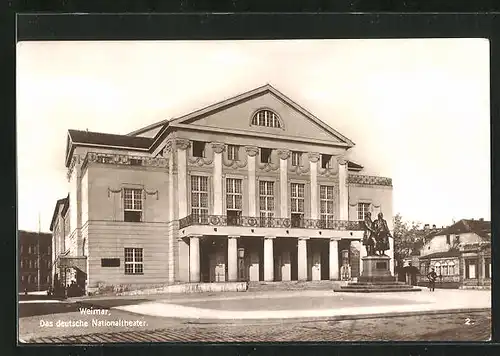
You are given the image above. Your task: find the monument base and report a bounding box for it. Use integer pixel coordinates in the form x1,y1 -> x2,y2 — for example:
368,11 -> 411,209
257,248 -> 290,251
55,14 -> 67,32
334,255 -> 421,293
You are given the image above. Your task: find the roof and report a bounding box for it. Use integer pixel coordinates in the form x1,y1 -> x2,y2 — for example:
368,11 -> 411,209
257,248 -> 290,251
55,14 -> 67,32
49,196 -> 69,231
67,84 -> 358,166
347,160 -> 363,171
66,130 -> 152,166
425,219 -> 491,241
130,84 -> 355,145
419,249 -> 461,260
18,230 -> 52,241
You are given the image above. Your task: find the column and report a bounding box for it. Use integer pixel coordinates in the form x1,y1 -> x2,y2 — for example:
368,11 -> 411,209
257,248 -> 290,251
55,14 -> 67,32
212,142 -> 225,215
277,149 -> 290,218
264,236 -> 275,282
308,152 -> 320,219
245,146 -> 259,217
297,237 -> 309,281
337,156 -> 348,220
189,235 -> 200,282
176,139 -> 190,219
329,238 -> 339,280
227,236 -> 239,282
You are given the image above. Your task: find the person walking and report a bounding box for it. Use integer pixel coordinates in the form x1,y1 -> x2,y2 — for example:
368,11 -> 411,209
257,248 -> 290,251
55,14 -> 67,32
427,267 -> 438,292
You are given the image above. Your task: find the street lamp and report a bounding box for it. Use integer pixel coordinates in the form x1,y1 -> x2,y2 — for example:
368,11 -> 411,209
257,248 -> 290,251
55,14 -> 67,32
238,248 -> 245,281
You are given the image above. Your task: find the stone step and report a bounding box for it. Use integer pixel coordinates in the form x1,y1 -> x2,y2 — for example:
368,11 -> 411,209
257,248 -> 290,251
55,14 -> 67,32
353,281 -> 408,286
248,281 -> 334,291
334,287 -> 422,293
341,284 -> 413,290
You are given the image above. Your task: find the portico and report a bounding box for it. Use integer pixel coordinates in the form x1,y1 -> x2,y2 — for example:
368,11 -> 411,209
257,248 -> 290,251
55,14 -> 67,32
179,218 -> 363,283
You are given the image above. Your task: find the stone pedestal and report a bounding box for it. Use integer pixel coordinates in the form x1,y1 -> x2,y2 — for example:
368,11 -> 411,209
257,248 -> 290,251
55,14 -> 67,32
359,255 -> 395,283
334,254 -> 421,293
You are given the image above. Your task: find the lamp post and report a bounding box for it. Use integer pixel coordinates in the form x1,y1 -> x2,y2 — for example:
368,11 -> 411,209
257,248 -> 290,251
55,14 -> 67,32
238,248 -> 245,281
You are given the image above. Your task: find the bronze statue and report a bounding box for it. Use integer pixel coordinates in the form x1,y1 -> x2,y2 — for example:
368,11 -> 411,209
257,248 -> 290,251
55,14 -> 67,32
362,211 -> 375,256
372,212 -> 392,255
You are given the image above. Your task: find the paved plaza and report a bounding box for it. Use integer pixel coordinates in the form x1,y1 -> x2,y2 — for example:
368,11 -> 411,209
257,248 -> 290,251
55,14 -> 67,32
18,289 -> 491,343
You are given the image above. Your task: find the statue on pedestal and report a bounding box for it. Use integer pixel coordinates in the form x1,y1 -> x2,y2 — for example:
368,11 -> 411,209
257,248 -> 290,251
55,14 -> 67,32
373,212 -> 392,256
362,212 -> 376,256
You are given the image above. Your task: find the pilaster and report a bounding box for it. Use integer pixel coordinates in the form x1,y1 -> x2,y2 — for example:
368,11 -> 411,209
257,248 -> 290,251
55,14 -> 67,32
277,149 -> 290,218
337,155 -> 348,220
166,141 -> 175,282
308,152 -> 320,220
212,142 -> 225,216
245,146 -> 258,217
176,139 -> 190,219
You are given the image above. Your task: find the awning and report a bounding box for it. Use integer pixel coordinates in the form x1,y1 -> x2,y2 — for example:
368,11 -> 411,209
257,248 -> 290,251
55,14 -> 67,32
57,256 -> 87,271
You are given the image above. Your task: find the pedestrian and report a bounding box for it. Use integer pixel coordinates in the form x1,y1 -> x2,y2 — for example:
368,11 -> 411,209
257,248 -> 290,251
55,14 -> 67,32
427,267 -> 438,292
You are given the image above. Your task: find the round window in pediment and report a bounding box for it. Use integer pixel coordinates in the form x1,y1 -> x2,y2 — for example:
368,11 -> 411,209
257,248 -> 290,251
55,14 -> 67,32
251,109 -> 282,128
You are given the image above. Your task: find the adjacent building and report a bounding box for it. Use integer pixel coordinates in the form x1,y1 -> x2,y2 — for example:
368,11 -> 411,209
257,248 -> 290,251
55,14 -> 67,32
50,84 -> 394,294
18,230 -> 52,292
415,219 -> 491,289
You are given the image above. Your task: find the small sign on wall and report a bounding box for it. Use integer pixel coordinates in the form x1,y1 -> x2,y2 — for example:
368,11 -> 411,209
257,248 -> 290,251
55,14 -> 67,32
101,258 -> 120,267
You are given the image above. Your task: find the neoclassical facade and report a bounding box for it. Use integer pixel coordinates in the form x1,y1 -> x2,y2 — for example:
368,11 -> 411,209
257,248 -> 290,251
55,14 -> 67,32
51,84 -> 394,293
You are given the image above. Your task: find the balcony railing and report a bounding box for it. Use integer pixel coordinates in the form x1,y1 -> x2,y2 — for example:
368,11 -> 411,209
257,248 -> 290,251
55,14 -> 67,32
179,214 -> 363,231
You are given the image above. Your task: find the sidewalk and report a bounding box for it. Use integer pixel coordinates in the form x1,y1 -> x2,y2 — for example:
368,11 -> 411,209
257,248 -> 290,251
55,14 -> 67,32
114,289 -> 491,321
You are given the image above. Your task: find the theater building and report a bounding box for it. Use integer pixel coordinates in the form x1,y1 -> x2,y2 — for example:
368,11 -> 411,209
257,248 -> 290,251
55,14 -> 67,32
51,84 -> 394,294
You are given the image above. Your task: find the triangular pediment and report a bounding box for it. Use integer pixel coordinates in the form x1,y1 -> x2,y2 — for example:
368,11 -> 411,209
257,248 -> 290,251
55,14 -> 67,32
166,85 -> 353,146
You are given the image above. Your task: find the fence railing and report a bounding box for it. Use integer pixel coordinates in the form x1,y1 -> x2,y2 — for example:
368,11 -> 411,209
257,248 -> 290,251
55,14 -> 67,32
179,214 -> 363,231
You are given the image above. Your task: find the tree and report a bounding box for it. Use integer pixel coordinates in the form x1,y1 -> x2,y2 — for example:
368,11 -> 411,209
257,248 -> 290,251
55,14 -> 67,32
392,213 -> 428,267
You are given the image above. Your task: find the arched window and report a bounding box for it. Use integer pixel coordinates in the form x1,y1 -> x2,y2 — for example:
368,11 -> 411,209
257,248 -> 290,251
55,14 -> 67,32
251,109 -> 282,128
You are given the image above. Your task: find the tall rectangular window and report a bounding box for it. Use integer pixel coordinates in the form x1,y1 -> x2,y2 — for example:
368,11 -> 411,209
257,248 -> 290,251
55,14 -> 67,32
191,176 -> 209,223
320,185 -> 335,228
124,248 -> 143,275
259,181 -> 274,227
465,259 -> 477,279
291,152 -> 301,167
124,188 -> 143,222
357,202 -> 371,221
291,183 -> 305,228
227,145 -> 239,161
485,258 -> 491,279
226,178 -> 243,226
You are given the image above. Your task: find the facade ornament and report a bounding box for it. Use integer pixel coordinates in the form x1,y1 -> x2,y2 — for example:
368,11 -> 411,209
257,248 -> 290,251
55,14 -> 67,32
163,140 -> 173,155
143,188 -> 159,200
107,187 -> 123,198
244,146 -> 259,157
188,156 -> 214,167
337,155 -> 347,165
308,152 -> 320,163
174,138 -> 190,150
211,142 -> 226,154
276,149 -> 291,160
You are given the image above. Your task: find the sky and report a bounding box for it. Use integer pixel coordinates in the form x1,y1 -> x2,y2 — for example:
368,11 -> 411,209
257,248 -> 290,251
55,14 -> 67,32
16,39 -> 490,233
